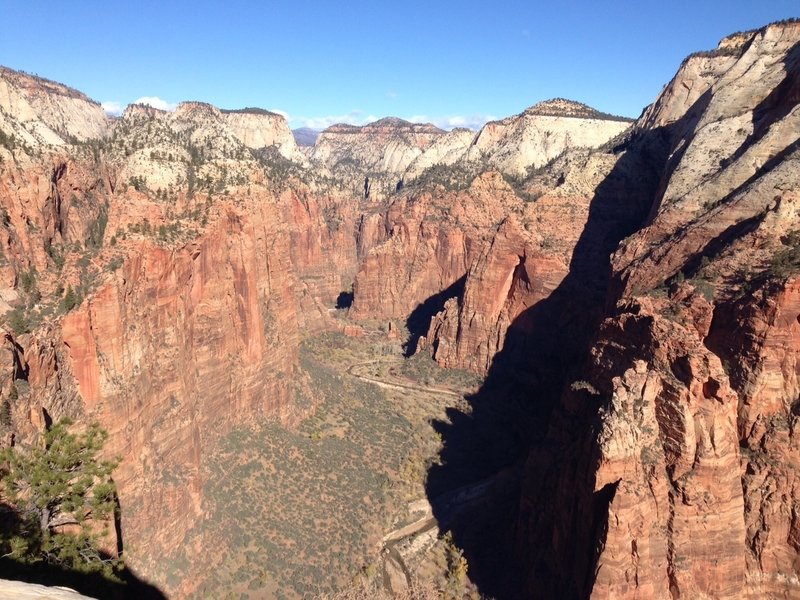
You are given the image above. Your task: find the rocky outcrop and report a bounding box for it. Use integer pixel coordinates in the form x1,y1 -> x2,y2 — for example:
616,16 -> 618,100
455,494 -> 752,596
282,185 -> 361,331
57,195 -> 304,583
461,99 -> 631,177
350,172 -> 524,324
707,278 -> 800,598
614,22 -> 800,296
311,117 -> 443,175
345,101 -> 635,355
107,98 -> 306,197
404,128 -> 476,180
311,101 -> 631,200
308,117 -> 445,200
512,20 -> 800,600
416,146 -> 635,376
0,67 -> 108,146
539,295 -> 745,600
421,217 -> 565,374
0,578 -> 98,600
221,107 -> 306,161
0,73 -> 359,596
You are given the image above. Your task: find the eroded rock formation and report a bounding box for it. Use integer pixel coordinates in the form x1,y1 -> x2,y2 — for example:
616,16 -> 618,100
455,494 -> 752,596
0,18 -> 798,600
512,21 -> 800,600
0,67 -> 358,595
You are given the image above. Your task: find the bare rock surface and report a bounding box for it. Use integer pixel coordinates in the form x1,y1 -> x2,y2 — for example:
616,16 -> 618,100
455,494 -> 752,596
462,99 -> 631,177
510,20 -> 800,600
0,579 -> 96,600
0,67 -> 108,146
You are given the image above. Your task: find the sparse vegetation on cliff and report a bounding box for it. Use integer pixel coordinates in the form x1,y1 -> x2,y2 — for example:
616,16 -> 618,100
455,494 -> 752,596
524,98 -> 634,122
411,162 -> 480,192
0,129 -> 17,150
254,145 -> 309,188
768,231 -> 800,280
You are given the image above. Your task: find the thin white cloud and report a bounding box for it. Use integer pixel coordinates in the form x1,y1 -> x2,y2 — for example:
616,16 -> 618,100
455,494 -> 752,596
296,110 -> 378,130
133,96 -> 177,111
101,101 -> 123,116
408,114 -> 496,130
270,108 -> 290,121
386,91 -> 397,99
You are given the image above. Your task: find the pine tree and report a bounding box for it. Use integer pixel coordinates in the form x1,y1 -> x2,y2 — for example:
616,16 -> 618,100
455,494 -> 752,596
61,285 -> 79,312
0,418 -> 122,577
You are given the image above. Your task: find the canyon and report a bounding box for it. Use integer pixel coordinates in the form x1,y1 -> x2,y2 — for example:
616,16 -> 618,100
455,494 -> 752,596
0,18 -> 798,600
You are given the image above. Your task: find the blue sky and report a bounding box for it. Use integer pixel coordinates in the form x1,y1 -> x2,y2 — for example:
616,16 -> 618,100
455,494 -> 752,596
1,1 -> 797,129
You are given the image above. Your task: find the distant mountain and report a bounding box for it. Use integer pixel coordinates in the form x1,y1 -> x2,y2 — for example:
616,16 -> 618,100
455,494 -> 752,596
292,127 -> 321,146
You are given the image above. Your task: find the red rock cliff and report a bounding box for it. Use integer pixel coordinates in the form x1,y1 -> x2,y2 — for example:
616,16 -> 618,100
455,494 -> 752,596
514,21 -> 800,600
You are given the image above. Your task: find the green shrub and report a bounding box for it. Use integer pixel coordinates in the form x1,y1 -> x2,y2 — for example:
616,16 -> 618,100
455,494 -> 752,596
61,286 -> 80,313
769,231 -> 800,279
6,308 -> 30,334
19,269 -> 36,294
86,203 -> 109,249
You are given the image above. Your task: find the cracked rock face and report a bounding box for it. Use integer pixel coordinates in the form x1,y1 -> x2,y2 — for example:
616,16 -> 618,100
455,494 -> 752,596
0,66 -> 360,596
0,67 -> 109,146
308,101 -> 631,201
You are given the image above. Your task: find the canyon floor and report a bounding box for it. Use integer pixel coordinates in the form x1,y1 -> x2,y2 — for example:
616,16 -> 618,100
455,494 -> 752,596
149,322 -> 516,599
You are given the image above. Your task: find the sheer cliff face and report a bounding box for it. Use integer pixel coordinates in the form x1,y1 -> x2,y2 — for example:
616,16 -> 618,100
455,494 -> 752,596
462,101 -> 631,178
307,118 -> 446,201
221,108 -> 306,162
512,21 -> 800,600
0,69 -> 355,593
349,107 -> 635,345
0,18 -> 798,600
350,172 -> 522,323
311,118 -> 444,175
0,67 -> 109,145
59,196 -> 305,573
308,105 -> 631,202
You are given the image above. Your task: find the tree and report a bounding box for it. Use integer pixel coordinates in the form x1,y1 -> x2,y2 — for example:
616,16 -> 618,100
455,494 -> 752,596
61,285 -> 80,313
0,418 -> 122,577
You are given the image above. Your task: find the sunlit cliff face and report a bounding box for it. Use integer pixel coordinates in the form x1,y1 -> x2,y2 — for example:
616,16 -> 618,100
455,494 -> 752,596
0,19 -> 798,600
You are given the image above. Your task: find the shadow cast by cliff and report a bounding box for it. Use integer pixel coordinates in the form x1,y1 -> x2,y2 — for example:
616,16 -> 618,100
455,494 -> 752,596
0,502 -> 166,600
422,90 -> 713,599
404,275 -> 466,357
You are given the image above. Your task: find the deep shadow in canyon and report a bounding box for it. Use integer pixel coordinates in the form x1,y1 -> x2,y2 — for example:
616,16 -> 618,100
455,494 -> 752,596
335,289 -> 354,309
422,92 -> 711,599
404,275 -> 466,357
